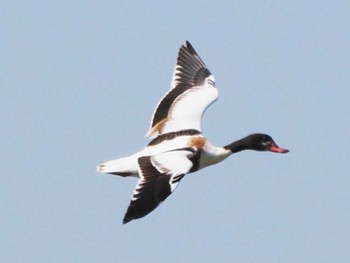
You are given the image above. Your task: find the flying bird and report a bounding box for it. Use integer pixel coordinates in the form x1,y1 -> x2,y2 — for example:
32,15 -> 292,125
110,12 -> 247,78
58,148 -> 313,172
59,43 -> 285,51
97,41 -> 289,224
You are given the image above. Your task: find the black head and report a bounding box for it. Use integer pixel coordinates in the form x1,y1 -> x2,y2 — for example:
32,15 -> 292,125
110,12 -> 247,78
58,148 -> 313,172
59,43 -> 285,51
247,133 -> 289,153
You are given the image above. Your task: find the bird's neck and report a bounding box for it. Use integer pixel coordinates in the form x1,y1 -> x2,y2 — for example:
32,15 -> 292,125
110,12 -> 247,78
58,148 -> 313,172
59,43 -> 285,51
223,136 -> 254,154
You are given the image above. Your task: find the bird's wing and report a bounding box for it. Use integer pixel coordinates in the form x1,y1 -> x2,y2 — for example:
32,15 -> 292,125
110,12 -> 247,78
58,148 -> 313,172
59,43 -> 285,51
123,148 -> 196,224
146,41 -> 218,138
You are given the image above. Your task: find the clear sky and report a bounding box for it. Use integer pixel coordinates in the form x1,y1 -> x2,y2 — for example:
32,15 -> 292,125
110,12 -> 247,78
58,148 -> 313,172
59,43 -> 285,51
2,1 -> 350,262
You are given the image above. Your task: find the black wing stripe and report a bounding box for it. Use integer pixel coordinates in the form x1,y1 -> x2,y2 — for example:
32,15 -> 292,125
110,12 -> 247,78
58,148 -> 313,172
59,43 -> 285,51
151,86 -> 189,127
150,41 -> 211,129
123,156 -> 178,224
148,129 -> 201,146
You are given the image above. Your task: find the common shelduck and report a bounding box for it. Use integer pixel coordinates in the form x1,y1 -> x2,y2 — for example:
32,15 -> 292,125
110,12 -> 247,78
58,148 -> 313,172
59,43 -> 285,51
97,41 -> 289,224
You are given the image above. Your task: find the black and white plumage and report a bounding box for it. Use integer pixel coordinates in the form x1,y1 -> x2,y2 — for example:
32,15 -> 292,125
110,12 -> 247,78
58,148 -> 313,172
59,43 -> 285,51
97,41 -> 289,224
146,41 -> 217,138
123,149 -> 193,224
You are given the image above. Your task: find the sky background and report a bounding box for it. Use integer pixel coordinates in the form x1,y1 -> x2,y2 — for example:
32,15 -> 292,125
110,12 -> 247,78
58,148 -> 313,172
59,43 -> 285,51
2,1 -> 350,262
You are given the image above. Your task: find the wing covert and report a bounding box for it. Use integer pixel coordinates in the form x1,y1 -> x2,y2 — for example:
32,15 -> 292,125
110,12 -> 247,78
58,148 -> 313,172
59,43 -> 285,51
123,149 -> 195,224
147,41 -> 218,138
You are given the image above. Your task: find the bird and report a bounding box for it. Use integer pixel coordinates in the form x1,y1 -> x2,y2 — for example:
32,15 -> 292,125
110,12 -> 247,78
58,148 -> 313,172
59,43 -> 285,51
97,41 -> 289,224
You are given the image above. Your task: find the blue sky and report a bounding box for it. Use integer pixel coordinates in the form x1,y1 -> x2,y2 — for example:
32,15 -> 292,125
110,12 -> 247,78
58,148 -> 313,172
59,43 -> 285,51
2,1 -> 350,262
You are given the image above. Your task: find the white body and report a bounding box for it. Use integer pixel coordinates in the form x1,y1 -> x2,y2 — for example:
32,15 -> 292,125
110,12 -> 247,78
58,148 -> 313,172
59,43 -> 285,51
98,135 -> 231,177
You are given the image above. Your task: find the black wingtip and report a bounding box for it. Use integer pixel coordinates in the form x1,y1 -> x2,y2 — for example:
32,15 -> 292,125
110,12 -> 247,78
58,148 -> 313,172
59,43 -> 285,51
123,216 -> 132,224
184,40 -> 197,56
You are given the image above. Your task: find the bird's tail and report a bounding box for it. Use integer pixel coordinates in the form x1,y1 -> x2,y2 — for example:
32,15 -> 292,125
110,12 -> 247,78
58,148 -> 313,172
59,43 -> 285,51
96,156 -> 138,177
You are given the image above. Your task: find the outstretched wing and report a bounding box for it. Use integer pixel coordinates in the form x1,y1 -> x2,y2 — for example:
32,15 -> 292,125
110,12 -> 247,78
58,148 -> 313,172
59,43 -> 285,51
123,149 -> 195,224
146,41 -> 218,138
